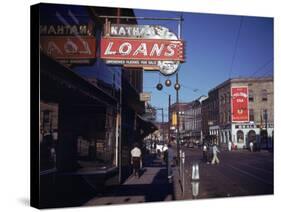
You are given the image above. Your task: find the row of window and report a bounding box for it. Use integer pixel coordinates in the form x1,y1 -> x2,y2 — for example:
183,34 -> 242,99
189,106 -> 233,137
248,89 -> 268,102
219,109 -> 269,123
219,89 -> 269,104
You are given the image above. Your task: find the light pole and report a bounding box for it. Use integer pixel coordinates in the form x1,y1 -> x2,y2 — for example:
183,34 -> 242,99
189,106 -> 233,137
175,72 -> 181,161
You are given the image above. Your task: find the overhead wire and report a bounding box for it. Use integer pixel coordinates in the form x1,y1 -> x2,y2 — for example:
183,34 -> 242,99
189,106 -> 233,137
229,16 -> 243,79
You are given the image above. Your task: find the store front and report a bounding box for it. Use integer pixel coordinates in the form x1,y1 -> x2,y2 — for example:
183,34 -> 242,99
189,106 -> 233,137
232,123 -> 273,150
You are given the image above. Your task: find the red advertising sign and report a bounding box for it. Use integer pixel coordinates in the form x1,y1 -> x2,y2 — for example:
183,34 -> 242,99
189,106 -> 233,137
231,86 -> 249,122
40,36 -> 96,59
100,37 -> 184,61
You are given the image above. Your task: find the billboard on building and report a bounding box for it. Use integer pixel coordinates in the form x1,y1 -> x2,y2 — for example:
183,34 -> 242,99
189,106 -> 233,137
231,86 -> 249,122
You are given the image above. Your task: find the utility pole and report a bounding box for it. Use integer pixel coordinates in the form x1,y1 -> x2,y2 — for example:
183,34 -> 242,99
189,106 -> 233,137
176,72 -> 180,161
161,108 -> 164,142
168,94 -> 171,143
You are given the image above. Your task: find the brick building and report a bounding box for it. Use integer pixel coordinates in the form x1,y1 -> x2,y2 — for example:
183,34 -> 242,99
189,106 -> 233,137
202,77 -> 273,150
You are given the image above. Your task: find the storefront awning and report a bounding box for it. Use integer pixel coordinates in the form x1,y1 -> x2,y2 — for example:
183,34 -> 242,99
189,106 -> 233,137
40,52 -> 118,106
137,115 -> 158,138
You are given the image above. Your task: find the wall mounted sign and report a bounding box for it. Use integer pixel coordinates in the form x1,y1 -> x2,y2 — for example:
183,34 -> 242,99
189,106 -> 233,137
231,86 -> 249,122
101,37 -> 184,61
101,23 -> 185,75
40,22 -> 96,64
40,36 -> 96,60
40,24 -> 90,36
140,92 -> 151,102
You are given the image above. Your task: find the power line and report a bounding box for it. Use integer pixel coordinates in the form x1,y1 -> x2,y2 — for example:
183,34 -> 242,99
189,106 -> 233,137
249,58 -> 273,77
260,69 -> 273,77
229,16 -> 243,78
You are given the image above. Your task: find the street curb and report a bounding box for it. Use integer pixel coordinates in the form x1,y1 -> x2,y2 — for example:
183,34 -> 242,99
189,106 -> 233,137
172,166 -> 184,200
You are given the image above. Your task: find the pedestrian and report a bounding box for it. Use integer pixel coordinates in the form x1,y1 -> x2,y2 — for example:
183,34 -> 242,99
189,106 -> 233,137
249,141 -> 254,152
163,144 -> 168,164
207,143 -> 212,164
130,143 -> 142,178
202,143 -> 208,162
211,144 -> 220,165
167,144 -> 174,179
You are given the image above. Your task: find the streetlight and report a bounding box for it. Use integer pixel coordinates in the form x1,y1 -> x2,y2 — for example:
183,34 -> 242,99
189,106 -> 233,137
154,72 -> 181,160
175,72 -> 180,161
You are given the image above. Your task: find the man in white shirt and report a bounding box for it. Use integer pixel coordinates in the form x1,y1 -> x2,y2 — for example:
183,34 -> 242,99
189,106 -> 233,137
131,143 -> 142,178
211,144 -> 220,165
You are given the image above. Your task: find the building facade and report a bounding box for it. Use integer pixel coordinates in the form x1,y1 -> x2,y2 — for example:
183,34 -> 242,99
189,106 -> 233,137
37,4 -> 155,207
203,77 -> 274,150
169,97 -> 206,145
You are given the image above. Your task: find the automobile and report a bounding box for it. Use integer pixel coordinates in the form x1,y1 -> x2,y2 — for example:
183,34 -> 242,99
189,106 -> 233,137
188,142 -> 194,148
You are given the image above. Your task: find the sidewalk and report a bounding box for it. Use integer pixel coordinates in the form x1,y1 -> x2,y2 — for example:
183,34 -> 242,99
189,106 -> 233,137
84,153 -> 182,206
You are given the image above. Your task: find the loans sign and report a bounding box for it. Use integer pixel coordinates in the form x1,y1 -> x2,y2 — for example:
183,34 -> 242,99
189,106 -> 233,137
101,37 -> 183,61
101,24 -> 185,75
231,86 -> 249,122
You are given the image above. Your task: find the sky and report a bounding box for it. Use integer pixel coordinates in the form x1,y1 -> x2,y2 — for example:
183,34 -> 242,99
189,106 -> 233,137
134,9 -> 273,122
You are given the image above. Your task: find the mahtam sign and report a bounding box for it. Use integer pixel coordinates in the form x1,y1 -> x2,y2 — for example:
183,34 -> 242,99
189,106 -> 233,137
101,24 -> 185,75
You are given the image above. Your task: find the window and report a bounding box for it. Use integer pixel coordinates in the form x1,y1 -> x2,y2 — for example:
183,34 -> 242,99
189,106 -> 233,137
237,130 -> 244,143
263,109 -> 268,122
227,92 -> 230,103
261,89 -> 268,101
249,109 -> 254,121
220,96 -> 224,105
40,101 -> 59,172
249,89 -> 254,102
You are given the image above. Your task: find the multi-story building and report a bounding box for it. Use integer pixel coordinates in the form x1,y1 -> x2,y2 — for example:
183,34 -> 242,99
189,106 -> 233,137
36,4 -> 156,207
169,97 -> 207,144
202,77 -> 273,150
201,87 -> 220,144
169,102 -> 191,141
182,96 -> 207,144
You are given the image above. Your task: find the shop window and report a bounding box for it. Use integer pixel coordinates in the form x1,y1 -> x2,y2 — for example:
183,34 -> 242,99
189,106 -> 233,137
261,89 -> 268,101
40,101 -> 59,172
237,130 -> 244,143
76,106 -> 118,170
249,89 -> 254,102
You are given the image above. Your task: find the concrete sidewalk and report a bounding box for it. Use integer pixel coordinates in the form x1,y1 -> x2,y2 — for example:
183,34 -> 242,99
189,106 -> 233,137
84,153 -> 183,206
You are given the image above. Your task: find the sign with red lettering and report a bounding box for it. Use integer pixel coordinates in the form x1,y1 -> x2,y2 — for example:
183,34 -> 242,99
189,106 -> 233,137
100,37 -> 184,61
101,23 -> 185,76
231,86 -> 249,122
40,36 -> 96,60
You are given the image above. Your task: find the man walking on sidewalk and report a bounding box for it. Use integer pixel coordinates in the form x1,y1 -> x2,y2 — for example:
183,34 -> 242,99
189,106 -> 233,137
211,143 -> 220,165
131,143 -> 142,178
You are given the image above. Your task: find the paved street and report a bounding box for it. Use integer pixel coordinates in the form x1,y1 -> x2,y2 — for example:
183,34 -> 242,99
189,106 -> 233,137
82,147 -> 273,206
181,147 -> 273,199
